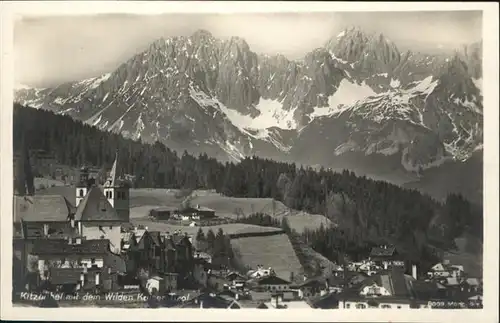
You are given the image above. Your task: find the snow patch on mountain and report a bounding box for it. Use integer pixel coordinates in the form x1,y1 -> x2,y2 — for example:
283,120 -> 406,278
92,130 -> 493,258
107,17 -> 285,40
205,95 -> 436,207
310,79 -> 377,119
78,73 -> 112,91
411,76 -> 439,96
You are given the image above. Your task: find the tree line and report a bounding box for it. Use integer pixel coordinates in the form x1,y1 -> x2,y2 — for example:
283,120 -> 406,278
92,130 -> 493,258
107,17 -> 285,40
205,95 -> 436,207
13,104 -> 483,263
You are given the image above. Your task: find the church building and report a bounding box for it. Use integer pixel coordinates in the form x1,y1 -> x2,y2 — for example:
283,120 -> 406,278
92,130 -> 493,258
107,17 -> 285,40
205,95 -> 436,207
74,153 -> 130,254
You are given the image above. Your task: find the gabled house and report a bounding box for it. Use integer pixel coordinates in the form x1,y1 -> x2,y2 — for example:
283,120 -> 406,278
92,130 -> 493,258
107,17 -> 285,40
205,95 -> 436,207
338,269 -> 428,309
170,233 -> 194,277
120,231 -> 138,274
461,278 -> 481,294
226,271 -> 246,289
369,245 -> 404,270
427,261 -> 465,279
291,276 -> 327,299
256,275 -> 291,292
29,238 -> 123,292
247,265 -> 274,279
149,231 -> 166,273
14,195 -> 78,240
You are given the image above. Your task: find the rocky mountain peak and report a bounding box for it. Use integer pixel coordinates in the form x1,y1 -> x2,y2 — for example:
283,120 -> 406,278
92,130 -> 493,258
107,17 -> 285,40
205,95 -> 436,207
14,27 -> 483,177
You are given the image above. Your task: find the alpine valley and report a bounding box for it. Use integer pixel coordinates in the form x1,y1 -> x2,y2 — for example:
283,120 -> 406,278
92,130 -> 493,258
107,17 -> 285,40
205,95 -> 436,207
14,27 -> 484,204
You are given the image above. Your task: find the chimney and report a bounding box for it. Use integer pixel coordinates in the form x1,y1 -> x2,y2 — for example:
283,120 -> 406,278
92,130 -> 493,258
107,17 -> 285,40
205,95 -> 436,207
412,265 -> 418,280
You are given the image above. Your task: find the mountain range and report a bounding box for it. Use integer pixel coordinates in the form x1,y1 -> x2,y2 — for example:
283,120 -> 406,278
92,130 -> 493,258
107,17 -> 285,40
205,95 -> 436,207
14,27 -> 483,203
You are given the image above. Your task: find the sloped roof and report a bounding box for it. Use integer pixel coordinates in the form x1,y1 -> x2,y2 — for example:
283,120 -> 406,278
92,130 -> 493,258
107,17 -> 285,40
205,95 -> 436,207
14,195 -> 73,222
360,270 -> 415,297
370,246 -> 397,257
295,276 -> 325,288
465,278 -> 480,286
74,187 -> 124,222
310,292 -> 340,309
257,275 -> 291,286
31,239 -> 110,256
134,229 -> 147,243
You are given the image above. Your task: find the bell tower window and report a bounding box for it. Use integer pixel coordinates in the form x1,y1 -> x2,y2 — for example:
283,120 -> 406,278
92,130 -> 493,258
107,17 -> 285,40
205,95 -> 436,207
79,189 -> 84,197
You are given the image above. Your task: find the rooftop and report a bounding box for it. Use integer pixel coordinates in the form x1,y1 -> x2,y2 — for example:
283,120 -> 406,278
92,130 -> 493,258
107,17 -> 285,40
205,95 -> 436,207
370,245 -> 397,258
14,195 -> 74,223
74,187 -> 125,222
31,239 -> 110,256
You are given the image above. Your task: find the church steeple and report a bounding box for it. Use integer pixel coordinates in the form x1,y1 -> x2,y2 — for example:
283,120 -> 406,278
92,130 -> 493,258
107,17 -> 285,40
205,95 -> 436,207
104,151 -> 118,188
103,151 -> 129,222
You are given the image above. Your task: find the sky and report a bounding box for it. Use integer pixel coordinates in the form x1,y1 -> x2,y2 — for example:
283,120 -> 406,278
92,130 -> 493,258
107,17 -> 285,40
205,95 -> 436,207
14,11 -> 482,87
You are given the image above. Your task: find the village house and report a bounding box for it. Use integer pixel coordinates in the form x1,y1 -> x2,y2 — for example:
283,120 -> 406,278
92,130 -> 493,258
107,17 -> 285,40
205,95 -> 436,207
13,195 -> 82,292
291,276 -> 327,299
427,260 -> 465,279
226,271 -> 247,290
130,228 -> 165,275
149,206 -> 178,221
369,245 -> 405,270
29,238 -> 126,293
174,205 -> 216,221
146,273 -> 179,295
247,265 -> 274,279
255,275 -> 291,292
264,292 -> 311,309
14,195 -> 78,240
171,232 -> 195,277
338,268 -> 429,309
120,231 -> 139,274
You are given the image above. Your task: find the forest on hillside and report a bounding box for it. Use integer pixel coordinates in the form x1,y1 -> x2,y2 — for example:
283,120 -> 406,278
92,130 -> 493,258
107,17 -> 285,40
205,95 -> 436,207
13,104 -> 483,267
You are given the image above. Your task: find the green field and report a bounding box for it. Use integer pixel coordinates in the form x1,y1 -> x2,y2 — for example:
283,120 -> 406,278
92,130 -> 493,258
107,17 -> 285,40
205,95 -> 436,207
443,236 -> 483,278
230,233 -> 304,280
37,187 -> 331,233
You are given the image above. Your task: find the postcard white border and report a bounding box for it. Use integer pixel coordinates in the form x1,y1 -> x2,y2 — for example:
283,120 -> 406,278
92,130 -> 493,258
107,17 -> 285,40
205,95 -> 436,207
1,1 -> 498,322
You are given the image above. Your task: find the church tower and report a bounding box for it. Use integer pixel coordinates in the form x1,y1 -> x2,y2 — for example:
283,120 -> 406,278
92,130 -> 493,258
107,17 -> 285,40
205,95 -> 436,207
76,166 -> 90,207
103,152 -> 130,222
